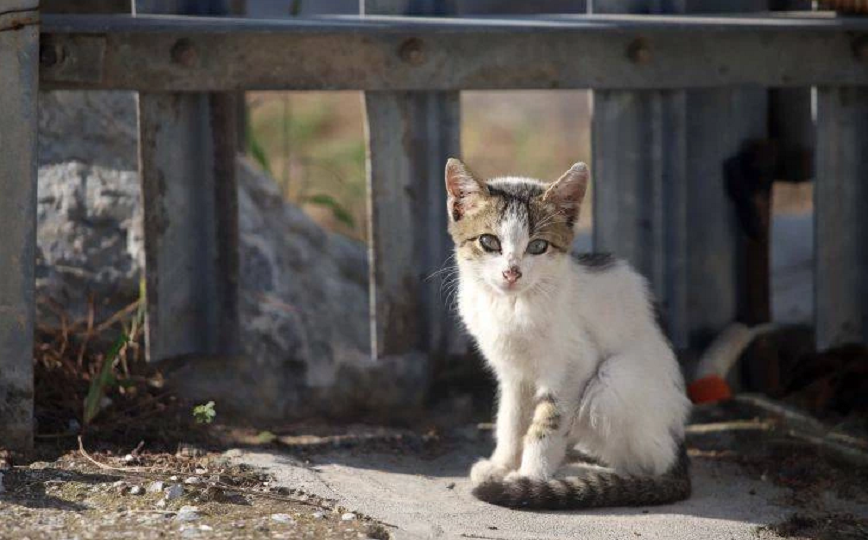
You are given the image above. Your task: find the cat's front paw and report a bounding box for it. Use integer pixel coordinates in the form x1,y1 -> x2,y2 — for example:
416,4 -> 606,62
506,467 -> 550,482
503,471 -> 526,484
470,459 -> 511,486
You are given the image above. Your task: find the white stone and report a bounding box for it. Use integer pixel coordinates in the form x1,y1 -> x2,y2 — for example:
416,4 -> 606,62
184,476 -> 201,485
341,513 -> 357,521
175,506 -> 200,522
129,485 -> 144,495
147,481 -> 165,493
312,512 -> 325,520
271,513 -> 295,525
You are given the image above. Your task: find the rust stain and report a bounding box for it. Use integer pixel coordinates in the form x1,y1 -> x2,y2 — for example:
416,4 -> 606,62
0,12 -> 38,33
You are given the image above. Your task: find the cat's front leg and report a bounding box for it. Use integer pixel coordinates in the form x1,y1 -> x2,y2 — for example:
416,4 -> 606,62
470,377 -> 532,486
507,390 -> 572,482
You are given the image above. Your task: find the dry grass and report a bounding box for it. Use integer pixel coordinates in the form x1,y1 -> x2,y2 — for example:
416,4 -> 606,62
246,90 -> 595,240
33,296 -> 199,453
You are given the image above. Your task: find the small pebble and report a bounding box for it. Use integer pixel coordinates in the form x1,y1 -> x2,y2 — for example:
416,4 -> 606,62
156,499 -> 167,509
184,476 -> 201,485
165,484 -> 185,501
170,475 -> 179,482
130,485 -> 144,496
123,454 -> 136,463
198,524 -> 213,532
0,450 -> 13,470
271,513 -> 295,525
175,505 -> 200,522
194,467 -> 207,474
148,481 -> 165,493
312,512 -> 325,520
341,513 -> 357,521
199,486 -> 224,502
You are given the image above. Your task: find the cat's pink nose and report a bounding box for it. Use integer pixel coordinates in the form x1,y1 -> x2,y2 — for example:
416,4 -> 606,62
502,266 -> 522,284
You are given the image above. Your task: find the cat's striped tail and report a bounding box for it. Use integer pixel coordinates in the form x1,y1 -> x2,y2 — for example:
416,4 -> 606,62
471,447 -> 691,510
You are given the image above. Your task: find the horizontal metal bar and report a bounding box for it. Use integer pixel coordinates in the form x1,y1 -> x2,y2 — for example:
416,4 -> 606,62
40,13 -> 868,91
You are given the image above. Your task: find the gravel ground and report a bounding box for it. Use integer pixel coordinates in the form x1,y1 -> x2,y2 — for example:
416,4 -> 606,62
0,446 -> 389,540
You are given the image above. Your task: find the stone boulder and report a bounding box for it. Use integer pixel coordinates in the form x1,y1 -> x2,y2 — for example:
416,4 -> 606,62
36,91 -> 421,421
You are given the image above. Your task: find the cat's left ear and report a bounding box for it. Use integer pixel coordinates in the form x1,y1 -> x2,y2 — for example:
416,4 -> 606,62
543,162 -> 589,225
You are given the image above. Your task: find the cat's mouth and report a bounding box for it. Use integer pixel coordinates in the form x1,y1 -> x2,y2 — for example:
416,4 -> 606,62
491,277 -> 530,295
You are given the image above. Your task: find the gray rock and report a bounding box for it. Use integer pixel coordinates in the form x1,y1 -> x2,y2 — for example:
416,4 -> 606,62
36,161 -> 143,323
164,484 -> 184,501
36,90 -> 426,422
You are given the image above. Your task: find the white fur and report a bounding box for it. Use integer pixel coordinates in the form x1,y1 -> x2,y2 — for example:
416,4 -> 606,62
458,177 -> 690,484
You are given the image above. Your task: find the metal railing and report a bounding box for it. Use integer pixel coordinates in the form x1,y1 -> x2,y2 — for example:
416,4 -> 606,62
2,0 -> 866,453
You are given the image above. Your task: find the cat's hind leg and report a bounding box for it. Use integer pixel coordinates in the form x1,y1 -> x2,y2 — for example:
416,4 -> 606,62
574,350 -> 690,476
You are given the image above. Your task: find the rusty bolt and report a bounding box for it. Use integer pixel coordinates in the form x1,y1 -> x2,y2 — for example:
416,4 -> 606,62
853,36 -> 868,62
40,43 -> 64,68
399,38 -> 425,66
627,38 -> 651,64
171,38 -> 198,67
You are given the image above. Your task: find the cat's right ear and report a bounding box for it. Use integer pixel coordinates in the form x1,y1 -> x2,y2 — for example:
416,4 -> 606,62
445,158 -> 486,222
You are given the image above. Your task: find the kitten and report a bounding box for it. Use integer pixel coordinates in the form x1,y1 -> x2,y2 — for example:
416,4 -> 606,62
445,158 -> 691,509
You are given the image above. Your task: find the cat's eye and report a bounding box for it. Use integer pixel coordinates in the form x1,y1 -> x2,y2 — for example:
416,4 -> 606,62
527,239 -> 549,255
478,234 -> 501,253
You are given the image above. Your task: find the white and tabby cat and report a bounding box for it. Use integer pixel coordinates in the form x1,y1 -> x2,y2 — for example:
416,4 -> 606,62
445,158 -> 691,509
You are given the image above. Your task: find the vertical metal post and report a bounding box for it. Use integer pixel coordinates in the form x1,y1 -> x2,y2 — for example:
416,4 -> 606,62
590,0 -> 767,349
361,0 -> 461,366
136,1 -> 240,362
769,0 -> 814,184
815,88 -> 868,350
0,0 -> 39,454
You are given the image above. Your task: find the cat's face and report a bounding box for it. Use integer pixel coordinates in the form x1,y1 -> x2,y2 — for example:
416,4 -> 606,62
445,159 -> 589,296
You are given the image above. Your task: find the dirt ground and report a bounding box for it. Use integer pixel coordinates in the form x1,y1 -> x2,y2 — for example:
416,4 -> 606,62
3,400 -> 867,540
0,442 -> 390,540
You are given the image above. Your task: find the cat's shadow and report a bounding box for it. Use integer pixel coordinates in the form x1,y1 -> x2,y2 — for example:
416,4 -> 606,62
253,438 -> 786,524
